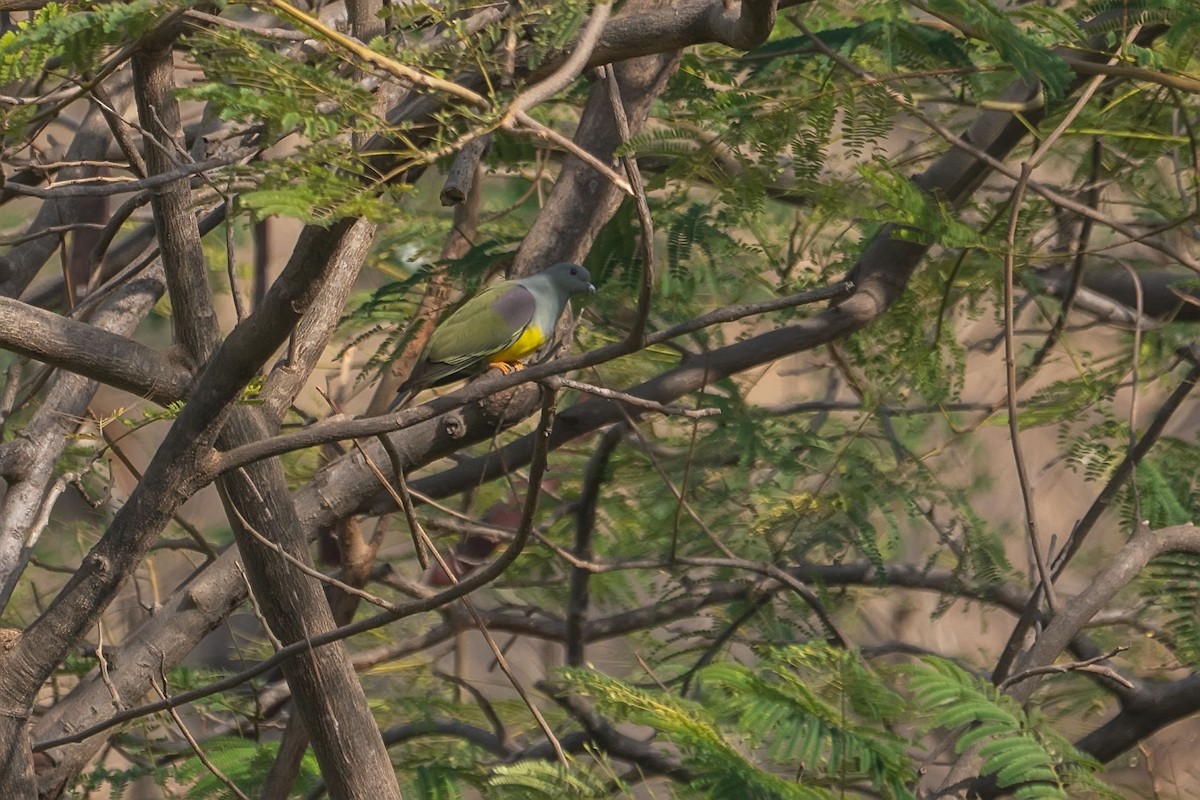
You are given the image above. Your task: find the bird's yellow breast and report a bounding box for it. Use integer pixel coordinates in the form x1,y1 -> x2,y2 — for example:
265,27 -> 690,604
490,324 -> 545,363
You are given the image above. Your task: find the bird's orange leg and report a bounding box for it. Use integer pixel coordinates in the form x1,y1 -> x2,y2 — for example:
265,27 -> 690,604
488,361 -> 525,376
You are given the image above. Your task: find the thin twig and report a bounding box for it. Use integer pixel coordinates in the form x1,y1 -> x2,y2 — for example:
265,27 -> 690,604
237,561 -> 283,652
614,401 -> 739,562
359,389 -> 568,763
507,2 -> 612,115
797,20 -> 1200,273
1119,259 -> 1146,524
509,110 -> 632,195
567,425 -> 624,667
451,390 -> 567,765
154,658 -> 251,800
259,0 -> 491,110
225,194 -> 248,323
0,223 -> 106,248
0,155 -> 243,199
1004,163 -> 1056,613
544,376 -> 720,418
679,596 -> 773,695
997,646 -> 1133,692
603,61 -> 656,341
1025,138 -> 1101,376
95,620 -> 124,711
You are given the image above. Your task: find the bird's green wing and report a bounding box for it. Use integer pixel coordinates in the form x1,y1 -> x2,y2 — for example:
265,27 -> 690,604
424,281 -> 536,369
392,265 -> 590,406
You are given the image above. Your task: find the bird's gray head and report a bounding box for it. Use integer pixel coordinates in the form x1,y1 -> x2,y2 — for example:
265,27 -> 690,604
541,262 -> 596,296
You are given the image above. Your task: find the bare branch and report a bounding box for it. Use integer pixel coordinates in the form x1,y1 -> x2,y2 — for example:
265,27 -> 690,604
0,297 -> 192,404
998,647 -> 1133,692
1011,524 -> 1200,704
543,376 -> 721,418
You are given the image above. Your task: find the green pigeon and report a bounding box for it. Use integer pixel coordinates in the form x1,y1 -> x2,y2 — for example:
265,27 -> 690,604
390,262 -> 595,408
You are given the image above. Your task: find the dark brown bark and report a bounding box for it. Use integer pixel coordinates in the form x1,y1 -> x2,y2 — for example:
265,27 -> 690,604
0,102 -> 114,298
217,408 -> 401,800
0,265 -> 169,609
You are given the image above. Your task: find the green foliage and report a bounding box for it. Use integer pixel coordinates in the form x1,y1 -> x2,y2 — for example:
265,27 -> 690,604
699,646 -> 918,799
529,648 -> 1116,799
557,667 -> 832,799
0,4 -> 66,84
1021,372 -> 1120,431
1123,437 -> 1200,528
926,0 -> 1073,102
487,761 -> 620,799
69,762 -> 160,799
908,657 -> 1108,798
745,16 -> 983,99
1124,458 -> 1191,529
1081,0 -> 1197,46
523,0 -> 591,71
181,27 -> 406,223
0,1 -> 165,83
174,737 -> 321,798
665,203 -> 746,280
183,28 -> 378,141
855,162 -> 984,249
411,764 -> 467,800
1145,550 -> 1200,672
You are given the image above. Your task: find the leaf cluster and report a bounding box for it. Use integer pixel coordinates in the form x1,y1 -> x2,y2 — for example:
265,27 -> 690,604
0,1 -> 164,84
909,657 -> 1112,799
518,646 -> 1117,800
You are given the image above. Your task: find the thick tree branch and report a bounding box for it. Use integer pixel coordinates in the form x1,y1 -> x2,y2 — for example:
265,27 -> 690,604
0,297 -> 192,405
34,390 -> 559,756
32,217 -> 378,796
1010,524 -> 1200,705
586,0 -> 781,66
515,14 -> 680,273
1075,675 -> 1200,763
218,411 -> 403,799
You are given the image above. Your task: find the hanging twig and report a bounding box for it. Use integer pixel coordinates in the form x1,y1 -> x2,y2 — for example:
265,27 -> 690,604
603,61 -> 656,341
1003,163 -> 1056,613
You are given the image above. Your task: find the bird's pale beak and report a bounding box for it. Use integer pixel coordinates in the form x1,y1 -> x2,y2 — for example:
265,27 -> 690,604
587,283 -> 597,294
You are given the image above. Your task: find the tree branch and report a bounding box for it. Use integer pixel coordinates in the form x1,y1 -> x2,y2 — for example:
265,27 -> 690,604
0,297 -> 192,405
132,37 -> 220,364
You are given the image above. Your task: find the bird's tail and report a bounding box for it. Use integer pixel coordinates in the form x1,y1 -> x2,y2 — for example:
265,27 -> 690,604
386,385 -> 417,413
